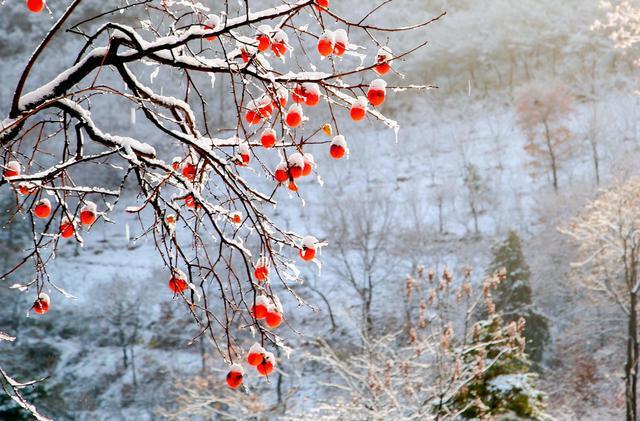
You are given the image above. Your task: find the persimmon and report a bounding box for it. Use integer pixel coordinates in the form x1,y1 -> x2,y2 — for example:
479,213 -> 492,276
314,0 -> 329,9
33,198 -> 51,219
247,343 -> 266,366
374,47 -> 393,75
285,104 -> 303,128
235,142 -> 251,166
254,258 -> 269,282
32,293 -> 50,315
265,306 -> 283,328
288,181 -> 298,192
274,162 -> 289,183
60,217 -> 75,239
171,156 -> 182,171
169,270 -> 188,294
165,214 -> 177,225
18,182 -> 37,195
333,29 -> 348,57
256,352 -> 275,376
330,135 -> 347,159
350,96 -> 368,121
317,30 -> 335,57
3,160 -> 20,178
203,14 -> 220,41
240,47 -> 250,63
256,25 -> 272,52
288,153 -> 304,179
80,201 -> 97,226
182,159 -> 197,181
226,364 -> 244,389
229,211 -> 242,225
256,96 -> 273,119
300,235 -> 319,261
271,30 -> 289,57
26,0 -> 45,13
367,79 -> 387,107
251,295 -> 269,320
302,153 -> 314,176
265,311 -> 283,329
260,128 -> 277,149
302,83 -> 320,107
245,100 -> 262,125
185,194 -> 198,209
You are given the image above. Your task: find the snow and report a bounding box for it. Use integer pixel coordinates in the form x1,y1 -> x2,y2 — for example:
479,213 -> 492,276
331,135 -> 347,147
18,47 -> 109,111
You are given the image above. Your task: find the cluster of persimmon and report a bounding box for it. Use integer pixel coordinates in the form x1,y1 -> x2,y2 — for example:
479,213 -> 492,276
251,295 -> 284,328
225,343 -> 277,389
3,161 -> 99,240
273,151 -> 315,191
202,6 -> 394,191
19,0 -> 401,393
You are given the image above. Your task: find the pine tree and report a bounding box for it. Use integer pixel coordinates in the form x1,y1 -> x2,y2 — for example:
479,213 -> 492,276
486,231 -> 550,365
445,315 -> 547,419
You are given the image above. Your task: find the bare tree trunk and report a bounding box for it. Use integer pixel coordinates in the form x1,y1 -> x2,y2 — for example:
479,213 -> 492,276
130,343 -> 137,387
471,204 -> 479,235
307,284 -> 337,331
437,196 -> 444,234
589,139 -> 600,186
120,330 -> 128,369
543,121 -> 559,191
200,336 -> 207,373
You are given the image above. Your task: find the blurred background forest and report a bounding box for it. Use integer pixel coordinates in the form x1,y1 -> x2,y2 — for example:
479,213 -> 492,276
1,0 -> 640,419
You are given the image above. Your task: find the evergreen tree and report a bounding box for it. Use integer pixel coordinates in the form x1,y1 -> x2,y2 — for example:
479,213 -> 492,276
445,315 -> 548,419
486,231 -> 550,365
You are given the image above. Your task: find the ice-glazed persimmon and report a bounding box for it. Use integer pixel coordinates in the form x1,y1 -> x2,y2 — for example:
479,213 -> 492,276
247,343 -> 265,366
271,30 -> 289,57
60,217 -> 75,239
333,29 -> 348,57
330,135 -> 347,159
317,30 -> 335,57
3,160 -> 20,178
260,128 -> 277,149
374,47 -> 393,76
226,364 -> 244,389
33,198 -> 51,219
169,270 -> 188,294
251,295 -> 269,320
256,25 -> 272,52
32,292 -> 50,315
256,352 -> 275,376
254,258 -> 269,282
80,201 -> 97,226
285,104 -> 303,128
302,153 -> 314,176
367,79 -> 387,107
